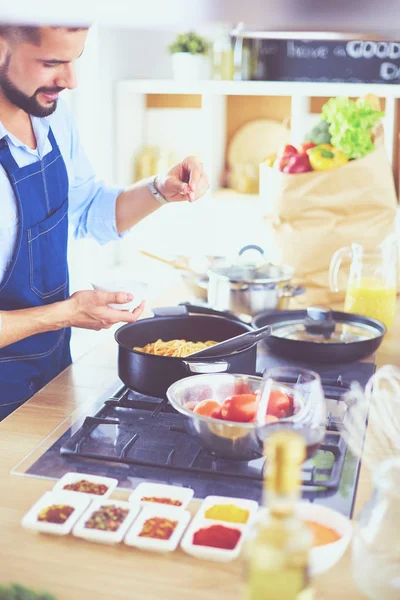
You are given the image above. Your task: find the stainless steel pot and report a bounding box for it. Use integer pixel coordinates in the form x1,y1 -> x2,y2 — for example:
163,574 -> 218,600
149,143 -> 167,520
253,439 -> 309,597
207,245 -> 305,316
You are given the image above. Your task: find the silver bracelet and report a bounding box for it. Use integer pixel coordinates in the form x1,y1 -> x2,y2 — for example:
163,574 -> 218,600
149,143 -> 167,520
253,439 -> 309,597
147,175 -> 169,205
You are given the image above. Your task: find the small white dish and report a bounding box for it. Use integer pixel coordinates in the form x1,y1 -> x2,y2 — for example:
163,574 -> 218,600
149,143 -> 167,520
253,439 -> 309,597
52,472 -> 118,500
73,499 -> 140,544
295,502 -> 353,575
124,504 -> 191,553
91,279 -> 147,311
180,517 -> 246,562
21,491 -> 91,536
196,495 -> 259,526
129,482 -> 194,510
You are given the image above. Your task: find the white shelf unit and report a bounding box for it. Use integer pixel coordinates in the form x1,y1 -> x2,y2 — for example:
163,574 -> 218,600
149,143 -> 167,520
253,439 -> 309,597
115,79 -> 400,189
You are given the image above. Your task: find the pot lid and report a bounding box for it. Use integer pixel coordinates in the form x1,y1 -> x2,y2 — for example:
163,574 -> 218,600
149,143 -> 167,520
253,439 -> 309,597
208,245 -> 294,284
271,306 -> 383,344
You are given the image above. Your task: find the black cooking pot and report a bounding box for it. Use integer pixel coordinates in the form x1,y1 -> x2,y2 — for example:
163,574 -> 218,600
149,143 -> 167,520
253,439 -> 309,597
115,305 -> 257,397
252,307 -> 386,364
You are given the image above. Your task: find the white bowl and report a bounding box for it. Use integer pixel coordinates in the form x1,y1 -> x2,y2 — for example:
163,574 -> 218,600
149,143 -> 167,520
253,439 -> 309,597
91,279 -> 147,310
295,502 -> 353,575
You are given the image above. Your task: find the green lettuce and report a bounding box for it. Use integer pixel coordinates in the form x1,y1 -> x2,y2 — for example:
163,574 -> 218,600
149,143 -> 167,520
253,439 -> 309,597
321,97 -> 384,159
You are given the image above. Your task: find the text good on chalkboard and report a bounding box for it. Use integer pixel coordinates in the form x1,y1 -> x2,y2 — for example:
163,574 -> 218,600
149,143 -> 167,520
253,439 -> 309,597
248,39 -> 400,84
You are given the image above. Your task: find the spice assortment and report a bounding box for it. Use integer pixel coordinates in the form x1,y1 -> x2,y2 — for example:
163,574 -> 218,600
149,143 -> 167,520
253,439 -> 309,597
52,473 -> 118,499
22,482 -> 261,560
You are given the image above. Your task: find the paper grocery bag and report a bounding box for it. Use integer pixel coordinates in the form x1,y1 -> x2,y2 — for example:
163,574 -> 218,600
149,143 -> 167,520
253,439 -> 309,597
260,143 -> 398,307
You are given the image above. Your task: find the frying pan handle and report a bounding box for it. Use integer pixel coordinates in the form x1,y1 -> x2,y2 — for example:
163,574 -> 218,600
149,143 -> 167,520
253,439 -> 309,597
152,306 -> 188,317
182,360 -> 230,374
178,302 -> 251,324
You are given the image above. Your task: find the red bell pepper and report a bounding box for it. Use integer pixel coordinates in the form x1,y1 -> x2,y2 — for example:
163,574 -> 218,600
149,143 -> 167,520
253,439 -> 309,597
281,153 -> 312,174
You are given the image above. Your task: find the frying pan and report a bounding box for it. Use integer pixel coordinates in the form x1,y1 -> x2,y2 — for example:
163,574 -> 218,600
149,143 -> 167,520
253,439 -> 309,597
115,305 -> 258,397
251,307 -> 386,363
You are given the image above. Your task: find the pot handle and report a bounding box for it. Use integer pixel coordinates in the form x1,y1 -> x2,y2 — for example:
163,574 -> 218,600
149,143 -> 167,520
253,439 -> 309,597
280,285 -> 306,298
182,360 -> 230,374
238,244 -> 265,257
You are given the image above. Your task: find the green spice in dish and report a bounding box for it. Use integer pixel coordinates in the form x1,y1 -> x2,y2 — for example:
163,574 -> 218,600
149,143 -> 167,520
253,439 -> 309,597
84,505 -> 129,532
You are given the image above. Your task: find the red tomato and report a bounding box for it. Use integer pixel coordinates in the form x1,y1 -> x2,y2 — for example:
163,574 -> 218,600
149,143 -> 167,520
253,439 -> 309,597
220,393 -> 257,423
266,390 -> 291,419
193,399 -> 220,417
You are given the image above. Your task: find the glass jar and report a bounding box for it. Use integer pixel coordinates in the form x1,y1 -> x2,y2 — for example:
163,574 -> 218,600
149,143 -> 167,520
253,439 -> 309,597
352,457 -> 400,599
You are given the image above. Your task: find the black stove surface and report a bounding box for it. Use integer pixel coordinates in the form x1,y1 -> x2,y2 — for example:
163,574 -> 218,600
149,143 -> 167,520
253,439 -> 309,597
22,348 -> 375,518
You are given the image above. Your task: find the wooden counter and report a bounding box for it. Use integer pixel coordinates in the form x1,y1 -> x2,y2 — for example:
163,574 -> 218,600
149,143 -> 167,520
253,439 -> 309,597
1,290 -> 399,600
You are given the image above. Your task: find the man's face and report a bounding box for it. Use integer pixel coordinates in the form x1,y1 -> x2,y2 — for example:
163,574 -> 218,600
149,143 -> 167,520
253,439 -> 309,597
0,27 -> 88,117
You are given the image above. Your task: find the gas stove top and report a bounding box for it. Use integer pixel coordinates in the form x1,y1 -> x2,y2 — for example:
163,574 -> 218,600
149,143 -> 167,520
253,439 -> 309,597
12,346 -> 375,518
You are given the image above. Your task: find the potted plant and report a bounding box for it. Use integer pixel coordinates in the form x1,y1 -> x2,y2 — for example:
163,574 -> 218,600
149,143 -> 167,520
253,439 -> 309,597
169,31 -> 210,80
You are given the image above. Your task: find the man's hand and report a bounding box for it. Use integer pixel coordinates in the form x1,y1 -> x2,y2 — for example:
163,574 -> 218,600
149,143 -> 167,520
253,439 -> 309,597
155,156 -> 210,203
64,290 -> 145,330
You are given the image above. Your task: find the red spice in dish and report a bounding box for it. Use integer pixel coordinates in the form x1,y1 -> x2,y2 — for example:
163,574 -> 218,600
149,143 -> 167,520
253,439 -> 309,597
192,524 -> 241,550
141,496 -> 183,507
138,517 -> 177,540
37,504 -> 74,524
84,505 -> 129,532
63,480 -> 108,495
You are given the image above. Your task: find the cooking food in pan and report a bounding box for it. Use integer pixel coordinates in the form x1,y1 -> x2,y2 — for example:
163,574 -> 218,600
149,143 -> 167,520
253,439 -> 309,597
133,338 -> 217,357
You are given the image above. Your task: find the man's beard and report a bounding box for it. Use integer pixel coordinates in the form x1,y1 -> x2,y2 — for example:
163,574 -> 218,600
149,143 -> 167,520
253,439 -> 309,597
0,58 -> 63,118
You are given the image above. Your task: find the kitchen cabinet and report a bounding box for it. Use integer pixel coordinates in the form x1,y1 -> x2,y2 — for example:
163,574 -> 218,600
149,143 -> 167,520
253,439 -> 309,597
115,79 -> 400,193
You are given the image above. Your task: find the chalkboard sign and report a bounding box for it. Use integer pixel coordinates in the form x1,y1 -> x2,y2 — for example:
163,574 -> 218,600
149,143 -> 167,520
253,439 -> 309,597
247,39 -> 400,84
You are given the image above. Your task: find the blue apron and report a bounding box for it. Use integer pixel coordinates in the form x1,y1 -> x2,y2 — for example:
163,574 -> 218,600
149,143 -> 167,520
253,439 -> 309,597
0,127 -> 71,420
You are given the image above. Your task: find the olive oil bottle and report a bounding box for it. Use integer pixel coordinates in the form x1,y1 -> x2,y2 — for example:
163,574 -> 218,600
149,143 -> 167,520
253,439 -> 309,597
245,431 -> 313,600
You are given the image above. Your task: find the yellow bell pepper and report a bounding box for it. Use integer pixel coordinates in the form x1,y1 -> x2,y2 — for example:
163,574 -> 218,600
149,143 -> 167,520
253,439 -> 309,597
306,144 -> 348,171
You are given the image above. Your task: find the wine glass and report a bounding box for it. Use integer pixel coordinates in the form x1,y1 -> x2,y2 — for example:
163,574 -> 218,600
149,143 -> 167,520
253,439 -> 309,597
256,367 -> 327,458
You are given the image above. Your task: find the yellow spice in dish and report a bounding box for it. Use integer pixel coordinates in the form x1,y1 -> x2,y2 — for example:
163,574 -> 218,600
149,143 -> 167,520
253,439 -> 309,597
204,503 -> 250,524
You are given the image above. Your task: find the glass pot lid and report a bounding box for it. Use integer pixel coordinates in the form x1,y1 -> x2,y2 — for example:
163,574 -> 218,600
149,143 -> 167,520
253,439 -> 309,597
271,307 -> 383,344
